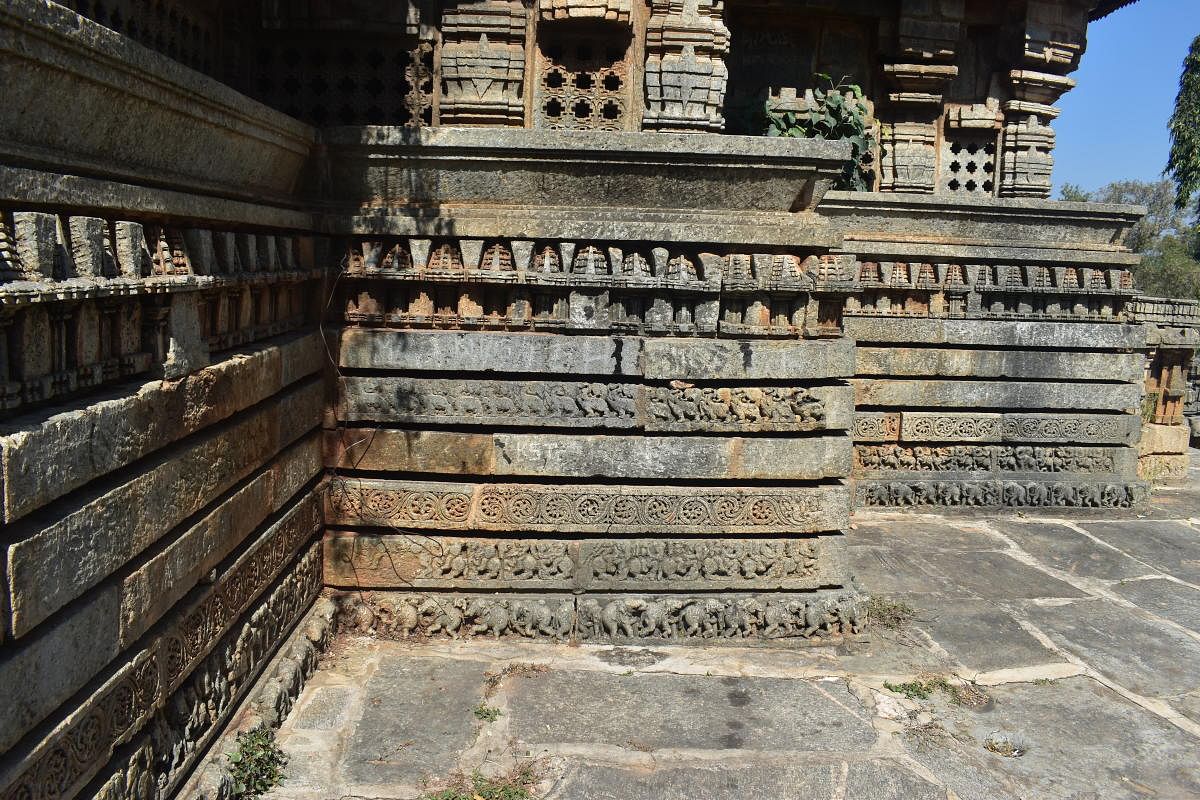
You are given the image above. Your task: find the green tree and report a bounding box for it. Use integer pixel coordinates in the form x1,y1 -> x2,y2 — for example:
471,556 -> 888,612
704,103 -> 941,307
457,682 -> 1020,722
1058,182 -> 1092,202
1089,179 -> 1191,253
1167,34 -> 1200,214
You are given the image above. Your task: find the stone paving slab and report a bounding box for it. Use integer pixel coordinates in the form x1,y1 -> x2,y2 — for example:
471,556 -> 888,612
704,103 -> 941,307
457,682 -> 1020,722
507,670 -> 876,753
1079,519 -> 1200,583
989,520 -> 1151,581
1025,598 -> 1200,698
1111,577 -> 1200,631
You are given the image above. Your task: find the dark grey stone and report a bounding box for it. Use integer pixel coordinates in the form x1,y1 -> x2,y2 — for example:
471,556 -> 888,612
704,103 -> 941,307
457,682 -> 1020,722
1112,578 -> 1200,632
508,670 -> 876,752
1080,520 -> 1200,583
547,760 -> 947,800
914,598 -> 1061,673
991,521 -> 1148,581
914,550 -> 1088,600
340,655 -> 490,785
908,678 -> 1200,800
1026,600 -> 1200,697
292,686 -> 354,731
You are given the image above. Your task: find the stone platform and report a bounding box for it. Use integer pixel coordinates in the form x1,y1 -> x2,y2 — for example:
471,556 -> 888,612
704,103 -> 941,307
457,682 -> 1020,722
242,454 -> 1200,800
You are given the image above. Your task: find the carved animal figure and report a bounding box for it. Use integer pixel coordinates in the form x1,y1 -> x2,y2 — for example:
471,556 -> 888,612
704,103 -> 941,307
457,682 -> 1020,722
578,383 -> 611,417
469,599 -> 511,637
599,599 -> 638,638
638,599 -> 675,637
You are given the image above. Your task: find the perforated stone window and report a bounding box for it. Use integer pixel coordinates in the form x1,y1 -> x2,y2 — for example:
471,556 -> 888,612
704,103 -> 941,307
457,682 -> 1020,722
535,25 -> 633,131
939,133 -> 997,195
60,0 -> 218,74
251,36 -> 434,126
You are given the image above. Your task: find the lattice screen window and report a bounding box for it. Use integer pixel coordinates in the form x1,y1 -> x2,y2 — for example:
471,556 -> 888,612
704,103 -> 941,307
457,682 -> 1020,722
939,132 -> 997,195
60,0 -> 217,74
252,36 -> 434,127
535,25 -> 633,131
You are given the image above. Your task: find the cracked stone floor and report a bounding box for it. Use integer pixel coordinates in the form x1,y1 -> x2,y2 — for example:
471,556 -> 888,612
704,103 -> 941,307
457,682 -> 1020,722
270,455 -> 1200,800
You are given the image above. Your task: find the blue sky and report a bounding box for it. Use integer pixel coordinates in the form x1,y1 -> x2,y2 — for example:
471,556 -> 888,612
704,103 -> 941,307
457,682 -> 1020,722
1053,0 -> 1200,195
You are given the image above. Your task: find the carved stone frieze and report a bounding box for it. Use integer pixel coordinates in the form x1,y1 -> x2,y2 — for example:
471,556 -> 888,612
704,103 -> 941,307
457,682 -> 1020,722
332,589 -> 866,643
856,479 -> 1148,509
326,479 -> 849,534
88,544 -> 324,800
854,444 -> 1123,476
853,412 -> 1138,445
0,509 -> 321,800
339,377 -> 848,432
324,534 -> 839,591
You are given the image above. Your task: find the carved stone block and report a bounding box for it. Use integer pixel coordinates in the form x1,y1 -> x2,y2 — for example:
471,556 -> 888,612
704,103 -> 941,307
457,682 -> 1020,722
331,589 -> 865,644
854,444 -> 1135,478
440,1 -> 527,126
338,377 -> 853,432
326,479 -> 850,535
324,533 -> 844,592
852,412 -> 1141,446
856,479 -> 1148,508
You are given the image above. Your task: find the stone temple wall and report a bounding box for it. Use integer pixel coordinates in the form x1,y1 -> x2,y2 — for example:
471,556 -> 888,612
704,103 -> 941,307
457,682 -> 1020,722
0,6 -> 330,800
0,1 -> 1189,799
319,127 -> 867,645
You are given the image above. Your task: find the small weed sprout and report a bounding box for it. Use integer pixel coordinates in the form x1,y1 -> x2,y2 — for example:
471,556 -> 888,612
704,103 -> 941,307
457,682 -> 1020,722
984,732 -> 1028,758
420,762 -> 541,800
227,727 -> 287,800
474,704 -> 502,722
864,597 -> 917,631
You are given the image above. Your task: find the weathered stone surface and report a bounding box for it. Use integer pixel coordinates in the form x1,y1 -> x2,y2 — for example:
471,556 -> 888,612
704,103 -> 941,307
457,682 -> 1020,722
854,379 -> 1140,411
340,655 -> 490,787
162,292 -> 209,379
5,379 -> 322,636
856,346 -> 1143,382
1138,453 -> 1190,481
338,376 -> 853,432
844,317 -> 1145,349
990,521 -> 1148,581
339,329 -> 642,375
327,479 -> 850,534
1138,422 -> 1191,456
0,494 -> 320,769
324,126 -> 848,213
1081,520 -> 1200,584
323,533 -> 844,591
331,429 -> 850,480
118,433 -> 321,646
1026,599 -> 1200,697
854,443 -> 1136,478
1113,578 -> 1200,632
507,670 -> 875,750
0,0 -> 314,201
853,411 -> 1140,445
0,331 -> 322,524
640,337 -> 854,380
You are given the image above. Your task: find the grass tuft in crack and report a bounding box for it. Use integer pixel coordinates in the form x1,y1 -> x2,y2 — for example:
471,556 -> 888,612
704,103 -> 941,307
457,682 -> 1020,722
420,762 -> 541,800
227,727 -> 287,800
864,596 -> 917,631
884,673 -> 991,708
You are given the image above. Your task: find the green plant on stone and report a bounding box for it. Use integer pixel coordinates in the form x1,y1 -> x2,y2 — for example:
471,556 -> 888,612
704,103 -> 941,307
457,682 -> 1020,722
474,703 -> 502,722
420,764 -> 540,800
227,727 -> 287,800
764,73 -> 875,191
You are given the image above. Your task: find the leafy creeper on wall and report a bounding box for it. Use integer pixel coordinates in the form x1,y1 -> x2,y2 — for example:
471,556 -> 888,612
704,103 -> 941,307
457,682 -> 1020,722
764,74 -> 875,191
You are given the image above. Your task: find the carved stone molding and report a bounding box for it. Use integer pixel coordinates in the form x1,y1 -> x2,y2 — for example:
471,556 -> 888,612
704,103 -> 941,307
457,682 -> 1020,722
856,479 -> 1148,508
324,534 -> 842,591
332,589 -> 866,644
854,444 -> 1125,476
853,412 -> 1139,446
339,377 -> 850,433
326,479 -> 849,534
643,0 -> 730,133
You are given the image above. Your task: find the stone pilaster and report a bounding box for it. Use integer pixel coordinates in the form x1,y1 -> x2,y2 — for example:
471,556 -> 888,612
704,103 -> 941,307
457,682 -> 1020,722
998,70 -> 1074,198
878,63 -> 957,194
642,0 -> 730,133
439,0 -> 528,126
